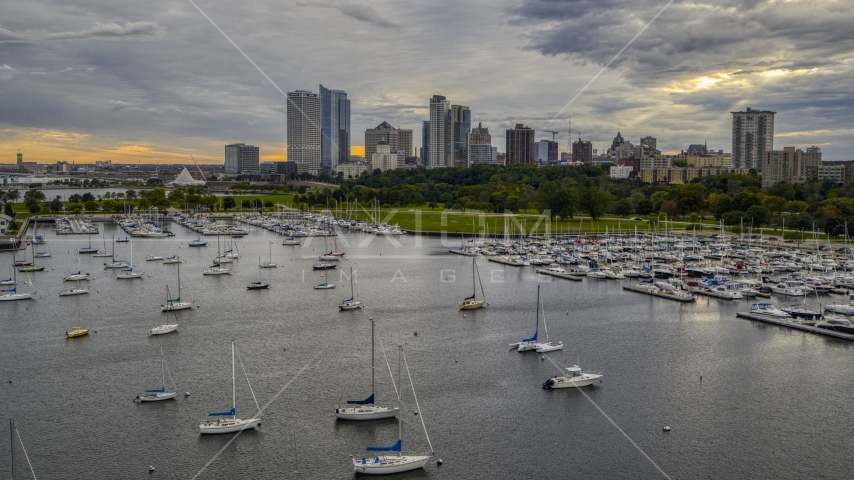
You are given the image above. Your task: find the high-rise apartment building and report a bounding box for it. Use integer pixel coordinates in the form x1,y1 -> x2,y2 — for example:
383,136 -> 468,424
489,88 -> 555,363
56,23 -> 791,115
732,107 -> 775,171
398,129 -> 413,159
287,90 -> 321,175
640,136 -> 657,150
428,95 -> 451,169
421,121 -> 430,167
450,105 -> 471,167
535,140 -> 558,164
225,143 -> 260,174
468,122 -> 493,165
505,124 -> 535,165
762,146 -> 822,188
572,139 -> 593,163
319,85 -> 350,173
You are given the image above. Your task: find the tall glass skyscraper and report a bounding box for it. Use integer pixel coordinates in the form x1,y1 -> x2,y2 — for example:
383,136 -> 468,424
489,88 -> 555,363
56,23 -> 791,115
421,121 -> 430,166
320,85 -> 350,173
451,105 -> 471,168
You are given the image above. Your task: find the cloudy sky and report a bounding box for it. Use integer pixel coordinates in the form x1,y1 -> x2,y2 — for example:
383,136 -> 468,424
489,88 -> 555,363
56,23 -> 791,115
1,0 -> 853,164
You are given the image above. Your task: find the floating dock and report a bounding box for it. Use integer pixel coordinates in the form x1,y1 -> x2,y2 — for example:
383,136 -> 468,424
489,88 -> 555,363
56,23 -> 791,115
736,312 -> 854,341
622,285 -> 697,302
535,269 -> 583,281
487,257 -> 528,267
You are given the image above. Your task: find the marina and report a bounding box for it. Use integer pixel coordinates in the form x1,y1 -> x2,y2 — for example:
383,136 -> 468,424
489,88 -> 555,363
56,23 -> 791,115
4,217 -> 854,479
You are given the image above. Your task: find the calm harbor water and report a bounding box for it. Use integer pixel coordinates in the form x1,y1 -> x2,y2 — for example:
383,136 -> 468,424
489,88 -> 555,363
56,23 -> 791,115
2,223 -> 853,479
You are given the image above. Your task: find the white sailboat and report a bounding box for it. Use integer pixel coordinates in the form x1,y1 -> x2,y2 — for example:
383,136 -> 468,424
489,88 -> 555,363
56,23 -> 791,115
203,263 -> 231,275
199,341 -> 261,434
0,258 -> 33,301
339,267 -> 363,310
162,255 -> 181,264
161,263 -> 192,311
150,297 -> 179,334
116,239 -> 143,279
351,345 -> 433,475
459,256 -> 485,310
136,347 -> 177,401
64,253 -> 90,282
336,319 -> 399,420
509,285 -> 563,352
282,236 -> 301,245
92,233 -> 113,257
259,242 -> 276,268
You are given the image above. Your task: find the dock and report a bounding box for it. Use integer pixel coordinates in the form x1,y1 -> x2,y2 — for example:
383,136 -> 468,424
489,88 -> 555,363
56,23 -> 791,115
622,285 -> 697,302
535,269 -> 583,281
487,257 -> 528,267
736,312 -> 854,341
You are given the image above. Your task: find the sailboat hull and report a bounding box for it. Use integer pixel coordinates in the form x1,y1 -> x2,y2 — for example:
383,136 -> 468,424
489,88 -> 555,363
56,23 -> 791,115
339,301 -> 364,310
459,299 -> 485,310
59,289 -> 89,296
336,406 -> 399,421
199,417 -> 260,434
149,324 -> 179,335
352,455 -> 430,475
0,293 -> 33,301
137,391 -> 176,402
161,302 -> 192,311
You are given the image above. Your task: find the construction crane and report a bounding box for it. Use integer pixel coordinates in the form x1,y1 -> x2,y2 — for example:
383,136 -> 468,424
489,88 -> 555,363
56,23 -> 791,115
543,130 -> 559,142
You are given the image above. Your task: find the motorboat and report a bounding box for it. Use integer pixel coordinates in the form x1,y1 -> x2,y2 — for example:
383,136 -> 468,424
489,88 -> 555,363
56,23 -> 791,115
824,303 -> 854,315
542,365 -> 603,389
769,281 -> 805,296
749,303 -> 792,318
66,326 -> 89,338
814,316 -> 854,335
780,303 -> 822,320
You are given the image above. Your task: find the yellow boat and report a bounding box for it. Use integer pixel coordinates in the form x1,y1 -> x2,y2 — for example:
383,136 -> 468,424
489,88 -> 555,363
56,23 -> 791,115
66,326 -> 89,338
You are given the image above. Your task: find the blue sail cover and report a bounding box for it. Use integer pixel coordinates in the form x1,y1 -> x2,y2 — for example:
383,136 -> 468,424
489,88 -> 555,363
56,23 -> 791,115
343,296 -> 353,302
146,388 -> 165,393
522,331 -> 537,342
208,407 -> 236,417
121,268 -> 132,272
367,440 -> 402,452
1,287 -> 16,293
347,394 -> 374,405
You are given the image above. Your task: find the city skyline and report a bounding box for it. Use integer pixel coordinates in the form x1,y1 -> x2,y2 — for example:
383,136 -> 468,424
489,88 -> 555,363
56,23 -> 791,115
2,0 -> 853,164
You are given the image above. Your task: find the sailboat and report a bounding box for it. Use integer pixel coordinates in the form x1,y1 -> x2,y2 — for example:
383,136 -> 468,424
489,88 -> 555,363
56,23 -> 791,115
161,263 -> 192,311
163,255 -> 181,264
259,242 -> 277,268
189,237 -> 207,247
459,256 -> 485,310
336,319 -> 399,420
18,243 -> 44,273
319,236 -> 345,261
198,341 -> 261,434
151,295 -> 180,335
104,236 -> 129,268
0,286 -> 33,302
509,285 -> 563,352
282,236 -> 301,245
1,252 -> 17,285
146,235 -> 163,261
339,267 -> 363,310
78,232 -> 99,254
33,224 -> 51,257
351,346 -> 433,475
136,347 -> 177,401
203,262 -> 231,275
247,281 -> 271,290
65,292 -> 88,337
93,233 -> 113,257
64,253 -> 90,281
116,239 -> 143,279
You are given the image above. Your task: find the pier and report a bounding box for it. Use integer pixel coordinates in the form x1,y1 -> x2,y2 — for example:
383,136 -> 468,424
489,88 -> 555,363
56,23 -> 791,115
736,312 -> 854,341
487,256 -> 528,267
535,269 -> 584,281
622,284 -> 697,302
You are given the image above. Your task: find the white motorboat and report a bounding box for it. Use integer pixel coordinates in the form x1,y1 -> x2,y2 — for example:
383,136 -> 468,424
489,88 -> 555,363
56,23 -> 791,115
199,341 -> 261,434
750,302 -> 792,318
336,319 -> 399,421
824,303 -> 854,316
769,280 -> 805,296
136,347 -> 177,402
542,365 -> 603,389
351,346 -> 432,475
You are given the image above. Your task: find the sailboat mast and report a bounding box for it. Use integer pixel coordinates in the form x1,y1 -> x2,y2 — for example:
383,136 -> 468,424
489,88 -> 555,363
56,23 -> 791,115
472,257 -> 476,298
398,345 -> 402,449
10,419 -> 15,479
231,341 -> 236,418
160,346 -> 165,389
177,262 -> 181,298
535,285 -> 540,336
371,319 -> 375,402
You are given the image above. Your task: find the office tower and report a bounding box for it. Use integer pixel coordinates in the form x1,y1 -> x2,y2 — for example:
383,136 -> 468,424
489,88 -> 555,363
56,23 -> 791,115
365,122 -> 409,168
225,143 -> 260,174
287,90 -> 321,175
320,85 -> 350,173
535,139 -> 558,164
468,122 -> 494,165
428,95 -> 451,168
450,105 -> 471,167
505,124 -> 535,165
640,136 -> 657,150
421,121 -> 430,166
572,138 -> 593,163
610,131 -> 625,152
398,129 -> 413,159
732,107 -> 775,171
371,142 -> 398,172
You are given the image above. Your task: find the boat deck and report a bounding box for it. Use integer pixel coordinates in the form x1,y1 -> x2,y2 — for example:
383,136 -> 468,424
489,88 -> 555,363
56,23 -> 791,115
736,312 -> 854,341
